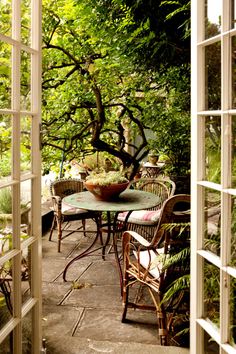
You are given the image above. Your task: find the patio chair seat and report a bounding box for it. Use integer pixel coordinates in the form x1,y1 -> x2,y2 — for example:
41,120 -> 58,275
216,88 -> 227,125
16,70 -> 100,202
118,209 -> 161,225
61,201 -> 91,215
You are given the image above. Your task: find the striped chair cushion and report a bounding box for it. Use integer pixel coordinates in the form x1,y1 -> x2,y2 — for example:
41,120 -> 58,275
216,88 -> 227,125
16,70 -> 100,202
117,209 -> 161,225
62,201 -> 89,215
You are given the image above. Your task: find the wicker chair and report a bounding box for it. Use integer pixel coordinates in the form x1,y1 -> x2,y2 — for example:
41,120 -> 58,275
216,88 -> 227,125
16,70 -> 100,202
121,194 -> 191,346
117,178 -> 176,241
48,178 -> 100,252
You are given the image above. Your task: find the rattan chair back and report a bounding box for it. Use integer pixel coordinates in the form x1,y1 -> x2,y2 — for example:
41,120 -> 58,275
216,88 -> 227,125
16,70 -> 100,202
50,178 -> 84,199
129,177 -> 176,210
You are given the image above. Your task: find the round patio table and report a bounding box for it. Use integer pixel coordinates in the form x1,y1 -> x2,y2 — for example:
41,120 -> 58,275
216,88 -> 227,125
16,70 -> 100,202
62,189 -> 160,286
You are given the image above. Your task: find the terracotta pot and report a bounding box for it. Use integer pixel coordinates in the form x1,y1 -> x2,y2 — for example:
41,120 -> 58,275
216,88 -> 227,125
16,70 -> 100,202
84,181 -> 129,201
148,155 -> 159,165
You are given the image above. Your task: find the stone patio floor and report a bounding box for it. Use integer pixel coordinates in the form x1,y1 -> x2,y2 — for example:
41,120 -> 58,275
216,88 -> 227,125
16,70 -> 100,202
42,218 -> 190,354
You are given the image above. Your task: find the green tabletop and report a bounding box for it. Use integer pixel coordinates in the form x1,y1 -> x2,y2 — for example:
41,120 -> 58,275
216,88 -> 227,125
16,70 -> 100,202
63,189 -> 160,212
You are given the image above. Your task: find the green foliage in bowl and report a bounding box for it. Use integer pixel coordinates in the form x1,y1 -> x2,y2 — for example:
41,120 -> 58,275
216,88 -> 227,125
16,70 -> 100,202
85,171 -> 128,186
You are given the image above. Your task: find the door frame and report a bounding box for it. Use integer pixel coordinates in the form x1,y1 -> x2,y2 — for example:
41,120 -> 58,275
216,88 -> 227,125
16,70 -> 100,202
0,0 -> 42,352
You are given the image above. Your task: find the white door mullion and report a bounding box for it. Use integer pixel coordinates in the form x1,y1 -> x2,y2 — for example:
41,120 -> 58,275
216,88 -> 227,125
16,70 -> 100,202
220,0 -> 231,344
11,0 -> 22,352
191,0 -> 206,353
192,0 -> 236,352
12,0 -> 21,42
31,0 -> 43,352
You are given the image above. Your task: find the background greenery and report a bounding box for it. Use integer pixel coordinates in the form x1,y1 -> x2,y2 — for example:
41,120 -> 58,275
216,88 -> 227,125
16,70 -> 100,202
40,0 -> 191,179
0,0 -> 192,179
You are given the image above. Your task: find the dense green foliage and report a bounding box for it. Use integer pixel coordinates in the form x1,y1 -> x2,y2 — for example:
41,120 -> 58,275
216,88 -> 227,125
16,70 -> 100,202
0,188 -> 12,214
143,65 -> 191,175
41,0 -> 191,178
0,0 -> 191,180
109,0 -> 191,70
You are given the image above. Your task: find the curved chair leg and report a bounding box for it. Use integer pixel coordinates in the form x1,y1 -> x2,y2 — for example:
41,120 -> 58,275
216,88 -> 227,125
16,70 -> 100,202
82,219 -> 86,237
121,271 -> 130,323
56,217 -> 62,253
157,310 -> 168,346
97,214 -> 103,246
121,289 -> 129,323
48,215 -> 56,241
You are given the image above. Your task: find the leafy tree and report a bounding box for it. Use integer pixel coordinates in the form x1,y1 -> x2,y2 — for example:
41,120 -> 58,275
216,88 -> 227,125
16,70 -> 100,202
42,0 -> 179,179
0,0 -> 192,181
41,0 -> 192,180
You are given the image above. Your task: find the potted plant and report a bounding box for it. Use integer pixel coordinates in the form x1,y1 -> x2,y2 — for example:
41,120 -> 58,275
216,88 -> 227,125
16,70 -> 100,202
0,188 -> 30,228
84,170 -> 129,200
147,150 -> 159,165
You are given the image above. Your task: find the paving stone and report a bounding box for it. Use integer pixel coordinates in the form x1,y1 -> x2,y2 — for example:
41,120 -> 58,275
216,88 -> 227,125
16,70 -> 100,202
43,337 -> 190,354
42,237 -> 81,259
42,218 -> 190,353
46,234 -> 104,257
42,259 -> 68,282
63,284 -> 122,309
66,241 -> 108,262
42,304 -> 83,338
42,282 -> 72,305
74,307 -> 158,345
78,260 -> 120,286
42,257 -> 96,282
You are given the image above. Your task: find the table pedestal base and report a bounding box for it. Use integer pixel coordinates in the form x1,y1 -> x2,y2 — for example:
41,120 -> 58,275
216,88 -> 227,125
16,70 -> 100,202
62,212 -> 124,294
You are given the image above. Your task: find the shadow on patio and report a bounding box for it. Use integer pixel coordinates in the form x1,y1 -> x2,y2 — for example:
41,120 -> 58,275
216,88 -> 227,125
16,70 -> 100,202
42,217 -> 190,354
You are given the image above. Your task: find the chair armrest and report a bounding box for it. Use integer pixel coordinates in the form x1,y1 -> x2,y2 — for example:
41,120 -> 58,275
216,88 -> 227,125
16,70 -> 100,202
123,230 -> 151,248
51,195 -> 62,215
51,195 -> 61,202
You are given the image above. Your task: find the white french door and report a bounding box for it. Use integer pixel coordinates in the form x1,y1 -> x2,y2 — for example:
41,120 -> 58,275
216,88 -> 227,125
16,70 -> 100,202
191,0 -> 236,353
0,0 -> 42,353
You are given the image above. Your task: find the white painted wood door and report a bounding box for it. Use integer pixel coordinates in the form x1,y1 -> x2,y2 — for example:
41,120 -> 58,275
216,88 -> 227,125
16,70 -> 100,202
191,0 -> 236,353
0,0 -> 42,352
